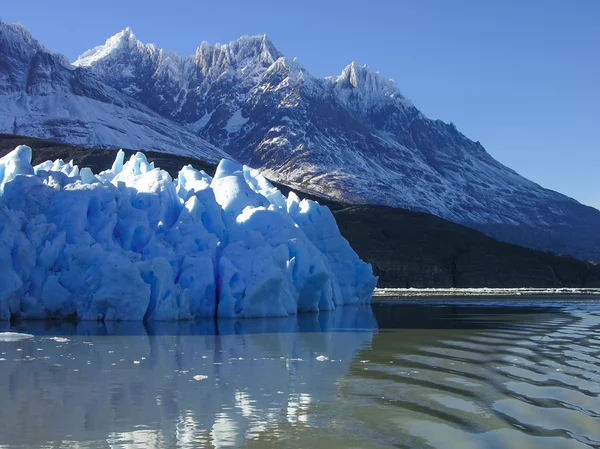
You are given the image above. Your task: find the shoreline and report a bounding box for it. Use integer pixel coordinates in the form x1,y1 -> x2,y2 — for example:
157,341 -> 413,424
372,287 -> 600,299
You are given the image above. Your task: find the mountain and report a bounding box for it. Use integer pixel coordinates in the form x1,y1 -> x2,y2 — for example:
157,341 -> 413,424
3,134 -> 600,288
1,21 -> 599,261
71,28 -> 600,261
0,21 -> 227,162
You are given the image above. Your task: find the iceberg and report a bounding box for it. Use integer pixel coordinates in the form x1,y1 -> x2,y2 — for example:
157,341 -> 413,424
0,145 -> 377,320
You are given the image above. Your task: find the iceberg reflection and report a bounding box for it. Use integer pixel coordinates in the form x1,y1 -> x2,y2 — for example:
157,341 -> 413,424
0,306 -> 375,448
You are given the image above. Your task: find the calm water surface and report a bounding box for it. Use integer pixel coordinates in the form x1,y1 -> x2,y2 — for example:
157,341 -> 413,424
1,298 -> 599,448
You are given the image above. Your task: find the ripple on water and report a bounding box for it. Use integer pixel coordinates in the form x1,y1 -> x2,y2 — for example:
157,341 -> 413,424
340,305 -> 600,448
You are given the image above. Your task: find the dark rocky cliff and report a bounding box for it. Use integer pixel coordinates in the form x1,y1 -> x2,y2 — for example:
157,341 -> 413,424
2,134 -> 599,289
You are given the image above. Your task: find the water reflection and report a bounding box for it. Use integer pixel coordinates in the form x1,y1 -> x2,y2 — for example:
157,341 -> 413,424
1,302 -> 600,448
0,306 -> 377,448
2,305 -> 378,337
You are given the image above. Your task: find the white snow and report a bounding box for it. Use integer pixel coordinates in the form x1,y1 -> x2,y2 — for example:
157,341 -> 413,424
0,145 -> 377,320
0,90 -> 229,164
73,27 -> 138,67
187,111 -> 214,133
224,109 -> 249,134
0,20 -> 228,164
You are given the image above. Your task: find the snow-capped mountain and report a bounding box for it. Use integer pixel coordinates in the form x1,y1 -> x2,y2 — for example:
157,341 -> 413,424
0,22 -> 228,162
71,28 -> 600,261
2,21 -> 599,261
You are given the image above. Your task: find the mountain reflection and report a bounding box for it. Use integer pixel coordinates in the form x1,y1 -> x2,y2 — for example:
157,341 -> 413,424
0,306 -> 376,448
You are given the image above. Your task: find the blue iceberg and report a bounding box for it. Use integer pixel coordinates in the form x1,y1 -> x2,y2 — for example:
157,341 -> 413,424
0,146 -> 377,320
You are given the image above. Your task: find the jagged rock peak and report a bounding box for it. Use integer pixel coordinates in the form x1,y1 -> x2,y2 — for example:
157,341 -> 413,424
194,34 -> 282,69
74,29 -> 282,70
228,34 -> 280,62
331,61 -> 412,112
338,62 -> 403,96
261,56 -> 314,87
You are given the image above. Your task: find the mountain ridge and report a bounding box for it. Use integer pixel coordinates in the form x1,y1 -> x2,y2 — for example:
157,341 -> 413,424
1,21 -> 599,261
0,20 -> 228,162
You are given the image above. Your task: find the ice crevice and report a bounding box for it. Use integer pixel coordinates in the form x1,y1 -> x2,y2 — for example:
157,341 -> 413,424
0,145 -> 377,320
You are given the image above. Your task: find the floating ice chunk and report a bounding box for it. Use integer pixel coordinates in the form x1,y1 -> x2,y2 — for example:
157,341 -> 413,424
0,145 -> 377,320
47,337 -> 70,343
0,332 -> 34,342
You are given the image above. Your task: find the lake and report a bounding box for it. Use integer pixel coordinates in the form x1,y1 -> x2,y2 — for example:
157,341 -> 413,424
1,298 -> 599,448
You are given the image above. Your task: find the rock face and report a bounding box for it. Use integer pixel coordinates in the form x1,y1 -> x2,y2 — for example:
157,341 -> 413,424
3,135 -> 599,289
332,205 -> 600,288
2,21 -> 600,261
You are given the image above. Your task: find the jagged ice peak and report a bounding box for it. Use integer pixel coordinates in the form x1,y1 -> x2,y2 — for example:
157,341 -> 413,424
73,27 -> 150,67
74,28 -> 282,69
72,27 -> 403,99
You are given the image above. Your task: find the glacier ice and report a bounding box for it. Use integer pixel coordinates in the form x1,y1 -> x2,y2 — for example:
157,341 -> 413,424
0,145 -> 377,320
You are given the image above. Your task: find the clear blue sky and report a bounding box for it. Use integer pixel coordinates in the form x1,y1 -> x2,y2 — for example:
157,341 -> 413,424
2,0 -> 599,208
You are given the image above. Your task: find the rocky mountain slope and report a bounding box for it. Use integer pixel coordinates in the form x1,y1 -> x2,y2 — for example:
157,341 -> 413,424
73,28 -> 600,262
1,21 -> 599,261
0,22 -> 227,162
3,134 -> 599,288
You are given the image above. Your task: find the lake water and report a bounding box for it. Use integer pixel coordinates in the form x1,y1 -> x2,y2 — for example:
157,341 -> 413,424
1,299 -> 599,448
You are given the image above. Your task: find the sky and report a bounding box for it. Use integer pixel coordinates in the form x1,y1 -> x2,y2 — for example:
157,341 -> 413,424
2,0 -> 599,208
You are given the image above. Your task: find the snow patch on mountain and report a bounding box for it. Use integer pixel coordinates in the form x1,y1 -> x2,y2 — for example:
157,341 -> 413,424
224,109 -> 249,134
188,111 -> 214,133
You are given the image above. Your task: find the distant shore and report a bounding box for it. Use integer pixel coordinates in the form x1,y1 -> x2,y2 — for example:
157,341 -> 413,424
373,287 -> 600,299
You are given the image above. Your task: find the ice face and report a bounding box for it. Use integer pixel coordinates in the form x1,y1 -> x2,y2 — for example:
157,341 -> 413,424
0,146 -> 377,320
